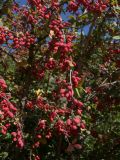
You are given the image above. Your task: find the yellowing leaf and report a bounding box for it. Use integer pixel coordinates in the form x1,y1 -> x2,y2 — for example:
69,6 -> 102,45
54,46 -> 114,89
36,89 -> 41,96
35,89 -> 44,96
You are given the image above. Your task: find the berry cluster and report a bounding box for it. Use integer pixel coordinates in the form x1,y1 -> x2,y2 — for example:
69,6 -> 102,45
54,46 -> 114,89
68,0 -> 108,13
0,78 -> 24,148
0,27 -> 35,48
11,127 -> 24,148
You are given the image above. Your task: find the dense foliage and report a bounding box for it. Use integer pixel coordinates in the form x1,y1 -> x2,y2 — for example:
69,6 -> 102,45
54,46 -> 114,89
0,0 -> 120,159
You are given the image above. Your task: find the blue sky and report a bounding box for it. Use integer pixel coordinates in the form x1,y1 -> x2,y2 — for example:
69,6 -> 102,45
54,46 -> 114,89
17,0 -> 27,5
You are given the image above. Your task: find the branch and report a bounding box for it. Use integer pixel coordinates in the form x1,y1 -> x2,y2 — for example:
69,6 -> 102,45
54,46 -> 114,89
99,81 -> 120,88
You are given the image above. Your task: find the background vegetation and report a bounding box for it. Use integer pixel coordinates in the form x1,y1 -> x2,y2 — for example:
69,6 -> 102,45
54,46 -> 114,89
0,0 -> 120,159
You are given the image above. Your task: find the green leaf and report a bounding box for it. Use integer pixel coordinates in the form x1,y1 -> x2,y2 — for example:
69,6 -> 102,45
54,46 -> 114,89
113,35 -> 120,40
5,133 -> 12,139
75,88 -> 80,97
0,152 -> 8,159
0,18 -> 3,26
